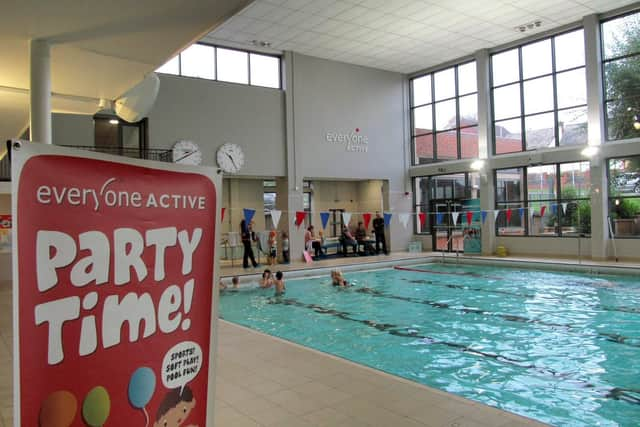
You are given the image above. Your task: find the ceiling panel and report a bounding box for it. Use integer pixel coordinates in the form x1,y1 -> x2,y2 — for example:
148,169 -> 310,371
205,0 -> 638,74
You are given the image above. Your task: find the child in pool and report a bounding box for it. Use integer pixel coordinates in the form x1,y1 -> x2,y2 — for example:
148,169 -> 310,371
260,269 -> 274,288
153,386 -> 197,427
331,270 -> 349,287
274,271 -> 286,296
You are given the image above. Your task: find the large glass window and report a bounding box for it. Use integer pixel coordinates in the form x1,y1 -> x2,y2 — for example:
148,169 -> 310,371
491,29 -> 587,154
411,61 -> 478,164
495,162 -> 590,236
602,11 -> 640,140
608,156 -> 640,237
156,43 -> 281,89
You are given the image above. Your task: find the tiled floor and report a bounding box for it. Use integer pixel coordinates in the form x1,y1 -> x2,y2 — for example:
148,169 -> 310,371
4,252 -> 638,426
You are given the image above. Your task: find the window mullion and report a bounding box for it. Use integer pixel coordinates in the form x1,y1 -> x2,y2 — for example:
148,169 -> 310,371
518,47 -> 526,152
551,36 -> 560,148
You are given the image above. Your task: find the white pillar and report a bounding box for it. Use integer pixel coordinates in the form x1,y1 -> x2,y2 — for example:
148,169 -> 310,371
30,39 -> 52,144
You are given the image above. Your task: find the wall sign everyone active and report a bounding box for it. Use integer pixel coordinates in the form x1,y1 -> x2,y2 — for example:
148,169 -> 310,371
325,129 -> 369,153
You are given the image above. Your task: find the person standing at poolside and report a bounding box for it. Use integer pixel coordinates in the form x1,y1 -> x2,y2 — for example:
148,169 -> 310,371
281,231 -> 290,263
372,211 -> 388,255
240,219 -> 258,269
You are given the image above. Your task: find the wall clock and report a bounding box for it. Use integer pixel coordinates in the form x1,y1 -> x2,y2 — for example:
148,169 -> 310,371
172,140 -> 202,165
216,143 -> 245,173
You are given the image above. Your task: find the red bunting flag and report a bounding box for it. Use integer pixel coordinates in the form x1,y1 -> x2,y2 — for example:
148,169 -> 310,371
540,205 -> 546,217
221,207 -> 225,222
363,212 -> 372,229
466,211 -> 473,225
418,212 -> 426,226
506,208 -> 512,223
295,211 -> 307,228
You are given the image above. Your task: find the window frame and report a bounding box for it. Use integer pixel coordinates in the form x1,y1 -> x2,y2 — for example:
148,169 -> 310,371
410,60 -> 478,165
606,155 -> 640,238
490,27 -> 587,155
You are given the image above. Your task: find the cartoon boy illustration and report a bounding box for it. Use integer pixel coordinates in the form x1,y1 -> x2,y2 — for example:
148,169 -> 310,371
153,386 -> 197,427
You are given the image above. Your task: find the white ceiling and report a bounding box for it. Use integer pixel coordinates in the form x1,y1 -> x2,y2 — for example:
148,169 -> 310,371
0,0 -> 252,142
203,0 -> 637,73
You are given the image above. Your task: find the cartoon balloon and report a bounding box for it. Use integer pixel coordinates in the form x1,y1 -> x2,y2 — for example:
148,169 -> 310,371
128,367 -> 156,409
82,386 -> 110,427
39,390 -> 77,427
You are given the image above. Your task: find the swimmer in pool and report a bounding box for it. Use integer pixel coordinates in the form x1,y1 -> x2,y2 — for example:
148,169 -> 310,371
260,269 -> 274,288
274,271 -> 286,296
331,270 -> 349,287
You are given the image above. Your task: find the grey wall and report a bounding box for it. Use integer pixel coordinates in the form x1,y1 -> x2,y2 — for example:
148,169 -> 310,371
148,75 -> 286,177
52,113 -> 93,146
289,53 -> 412,252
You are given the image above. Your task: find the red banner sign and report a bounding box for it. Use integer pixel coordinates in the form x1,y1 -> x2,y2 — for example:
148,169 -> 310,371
12,143 -> 219,426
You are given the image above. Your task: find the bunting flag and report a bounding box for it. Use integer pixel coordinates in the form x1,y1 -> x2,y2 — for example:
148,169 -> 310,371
398,213 -> 410,229
561,203 -> 567,215
451,212 -> 460,224
506,208 -> 512,223
383,212 -> 392,227
436,212 -> 444,225
363,212 -> 372,229
518,207 -> 525,220
493,210 -> 500,221
320,211 -> 330,229
221,207 -> 225,222
466,211 -> 473,225
540,205 -> 546,217
551,204 -> 558,215
295,211 -> 307,228
243,208 -> 256,224
342,212 -> 352,226
481,210 -> 488,224
418,212 -> 426,226
270,209 -> 282,229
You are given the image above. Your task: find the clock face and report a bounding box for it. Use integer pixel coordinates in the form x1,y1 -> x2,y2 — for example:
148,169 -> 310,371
216,143 -> 245,173
172,140 -> 202,165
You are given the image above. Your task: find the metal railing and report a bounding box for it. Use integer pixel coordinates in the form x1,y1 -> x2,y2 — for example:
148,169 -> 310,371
0,144 -> 172,181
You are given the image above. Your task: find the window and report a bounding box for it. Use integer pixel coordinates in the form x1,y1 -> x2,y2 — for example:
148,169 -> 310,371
602,11 -> 640,140
411,61 -> 478,164
491,29 -> 587,154
495,162 -> 591,236
608,156 -> 640,237
264,191 -> 276,229
156,43 -> 281,89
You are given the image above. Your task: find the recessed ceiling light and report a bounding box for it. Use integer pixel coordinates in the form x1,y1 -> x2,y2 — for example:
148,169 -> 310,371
252,40 -> 272,48
514,20 -> 542,33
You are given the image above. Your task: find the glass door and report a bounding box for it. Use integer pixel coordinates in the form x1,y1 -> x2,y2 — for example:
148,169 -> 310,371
431,200 -> 463,252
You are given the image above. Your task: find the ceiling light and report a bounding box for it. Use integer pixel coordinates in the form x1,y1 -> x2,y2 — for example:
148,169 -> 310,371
109,119 -> 119,125
252,40 -> 272,48
514,20 -> 542,33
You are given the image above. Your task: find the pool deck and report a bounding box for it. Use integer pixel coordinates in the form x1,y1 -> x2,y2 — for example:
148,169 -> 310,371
2,253 -> 638,426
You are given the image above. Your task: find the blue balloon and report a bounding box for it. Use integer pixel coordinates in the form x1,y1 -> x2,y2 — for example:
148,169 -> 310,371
128,367 -> 156,409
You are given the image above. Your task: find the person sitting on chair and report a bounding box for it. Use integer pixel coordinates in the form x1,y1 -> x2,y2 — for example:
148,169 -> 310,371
355,221 -> 374,255
341,225 -> 358,255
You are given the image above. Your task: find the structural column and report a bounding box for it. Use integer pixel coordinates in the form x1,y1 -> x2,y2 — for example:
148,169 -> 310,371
475,49 -> 496,255
30,39 -> 52,144
583,14 -> 609,260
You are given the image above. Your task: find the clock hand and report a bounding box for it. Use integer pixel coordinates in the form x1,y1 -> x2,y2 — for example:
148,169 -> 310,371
226,153 -> 239,170
175,150 -> 194,163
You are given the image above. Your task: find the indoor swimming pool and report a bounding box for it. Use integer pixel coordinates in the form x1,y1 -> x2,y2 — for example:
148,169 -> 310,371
219,263 -> 640,426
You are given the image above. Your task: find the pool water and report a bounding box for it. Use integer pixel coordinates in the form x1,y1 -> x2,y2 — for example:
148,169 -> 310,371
219,264 -> 640,426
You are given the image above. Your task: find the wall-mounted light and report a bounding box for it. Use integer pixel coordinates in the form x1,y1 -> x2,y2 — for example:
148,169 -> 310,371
581,146 -> 599,158
109,119 -> 119,125
470,160 -> 485,171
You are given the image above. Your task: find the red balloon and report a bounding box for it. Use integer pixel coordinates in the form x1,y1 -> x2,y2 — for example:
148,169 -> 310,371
40,390 -> 77,427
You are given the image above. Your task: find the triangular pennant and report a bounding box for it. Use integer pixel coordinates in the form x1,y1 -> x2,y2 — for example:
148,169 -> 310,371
418,212 -> 426,226
518,207 -> 525,220
493,210 -> 500,220
363,212 -> 372,229
383,212 -> 392,227
243,208 -> 256,224
320,211 -> 330,229
221,207 -> 225,222
398,213 -> 410,229
551,204 -> 558,215
342,212 -> 352,226
540,205 -> 546,217
295,211 -> 307,228
451,212 -> 460,224
466,211 -> 473,225
481,210 -> 488,224
270,209 -> 282,229
436,212 -> 444,225
561,203 -> 567,215
506,208 -> 512,223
